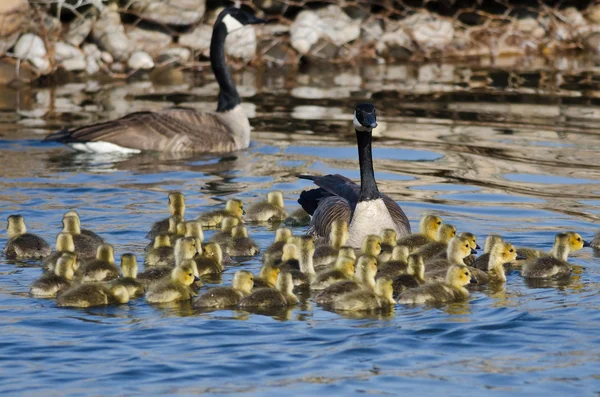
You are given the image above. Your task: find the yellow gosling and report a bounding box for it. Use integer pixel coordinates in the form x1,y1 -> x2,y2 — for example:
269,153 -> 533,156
197,199 -> 244,227
415,223 -> 457,261
193,270 -> 254,308
146,192 -> 186,240
522,232 -> 590,279
4,215 -> 51,259
392,253 -> 425,297
62,215 -> 100,259
361,235 -> 382,258
57,284 -> 130,308
396,214 -> 442,252
472,235 -> 503,270
145,261 -> 199,303
75,244 -> 119,283
315,255 -> 378,306
194,242 -> 224,276
110,253 -> 145,298
238,272 -> 298,309
30,254 -> 75,297
262,227 -> 293,266
398,265 -> 476,305
312,256 -> 355,290
245,191 -> 287,222
331,278 -> 395,311
377,245 -> 410,279
145,234 -> 174,267
226,225 -> 259,256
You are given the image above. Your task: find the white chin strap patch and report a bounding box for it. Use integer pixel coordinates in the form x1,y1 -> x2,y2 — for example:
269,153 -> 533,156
222,14 -> 244,34
353,111 -> 371,131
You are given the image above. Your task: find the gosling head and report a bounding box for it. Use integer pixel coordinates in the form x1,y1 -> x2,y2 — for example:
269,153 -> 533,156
353,102 -> 377,132
459,232 -> 480,250
61,252 -> 79,272
447,235 -> 477,264
274,227 -> 292,243
292,235 -> 315,256
407,254 -> 425,282
172,261 -> 199,286
566,231 -> 590,252
390,245 -> 409,262
62,215 -> 81,235
267,191 -> 285,209
110,284 -> 130,304
7,215 -> 26,239
55,232 -> 75,252
203,242 -> 223,264
185,221 -> 204,242
154,234 -> 172,249
55,254 -> 76,280
338,246 -> 356,260
281,243 -> 299,261
437,224 -> 457,243
259,264 -> 280,285
419,215 -> 442,240
221,216 -> 240,232
356,255 -> 378,285
361,235 -> 382,257
334,255 -> 355,277
168,191 -> 185,217
63,210 -> 80,221
120,253 -> 138,278
375,278 -> 395,303
484,234 -> 503,254
381,229 -> 397,247
96,244 -> 115,264
225,199 -> 245,218
216,7 -> 265,35
231,225 -> 249,238
276,271 -> 295,295
232,270 -> 254,295
330,219 -> 349,249
446,265 -> 477,288
175,236 -> 198,263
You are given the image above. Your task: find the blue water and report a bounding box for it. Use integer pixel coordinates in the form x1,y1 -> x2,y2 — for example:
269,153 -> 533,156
1,65 -> 600,396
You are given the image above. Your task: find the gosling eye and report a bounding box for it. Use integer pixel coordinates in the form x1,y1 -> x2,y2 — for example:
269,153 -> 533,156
465,244 -> 469,248
509,249 -> 514,252
577,237 -> 581,242
188,273 -> 192,277
437,221 -> 441,225
464,272 -> 469,276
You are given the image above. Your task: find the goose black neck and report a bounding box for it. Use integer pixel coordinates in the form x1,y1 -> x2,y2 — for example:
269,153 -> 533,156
211,23 -> 240,112
356,129 -> 380,201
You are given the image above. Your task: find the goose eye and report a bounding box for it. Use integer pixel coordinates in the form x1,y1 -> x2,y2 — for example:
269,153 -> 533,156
577,238 -> 581,242
437,221 -> 441,225
465,244 -> 469,248
509,249 -> 513,252
464,272 -> 469,276
188,273 -> 192,277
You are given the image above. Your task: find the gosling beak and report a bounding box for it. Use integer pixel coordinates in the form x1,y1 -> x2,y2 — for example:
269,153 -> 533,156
470,249 -> 478,255
469,276 -> 478,284
194,276 -> 200,282
242,209 -> 246,215
583,240 -> 591,248
516,253 -> 527,260
475,244 -> 481,250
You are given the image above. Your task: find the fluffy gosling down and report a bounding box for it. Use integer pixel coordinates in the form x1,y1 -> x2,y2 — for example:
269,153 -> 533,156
4,215 -> 51,259
57,284 -> 130,308
238,272 -> 298,309
245,191 -> 287,222
146,261 -> 199,304
521,232 -> 590,279
197,199 -> 244,227
30,254 -> 75,297
193,270 -> 254,308
398,265 -> 477,305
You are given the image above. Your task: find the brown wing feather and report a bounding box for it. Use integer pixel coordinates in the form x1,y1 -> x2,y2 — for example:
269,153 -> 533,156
307,196 -> 352,237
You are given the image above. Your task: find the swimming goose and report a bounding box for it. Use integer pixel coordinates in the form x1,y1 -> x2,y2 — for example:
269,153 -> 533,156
521,232 -> 590,279
377,229 -> 397,263
262,227 -> 293,266
472,235 -> 503,270
311,256 -> 355,290
62,215 -> 101,259
284,207 -> 311,227
138,237 -> 199,287
30,254 -> 75,297
146,192 -> 185,240
209,216 -> 241,246
184,221 -> 204,247
297,103 -> 410,248
376,245 -> 410,279
145,234 -> 174,267
313,219 -> 349,268
458,232 -> 480,265
109,254 -> 145,298
57,283 -> 130,308
245,191 -> 287,222
4,215 -> 51,259
197,199 -> 244,227
43,232 -> 78,273
145,262 -> 199,303
314,255 -> 378,306
396,215 -> 442,253
398,265 -> 477,305
392,253 -> 425,297
423,235 -> 477,282
361,234 -> 382,258
238,272 -> 298,309
414,223 -> 457,261
75,244 -> 120,283
43,7 -> 265,153
63,211 -> 105,246
193,270 -> 254,308
288,236 -> 316,287
331,278 -> 395,312
225,225 -> 259,256
252,264 -> 281,289
483,242 -> 521,283
194,242 -> 225,276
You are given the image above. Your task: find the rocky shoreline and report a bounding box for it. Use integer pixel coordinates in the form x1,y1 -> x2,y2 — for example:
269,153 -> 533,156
2,0 -> 600,85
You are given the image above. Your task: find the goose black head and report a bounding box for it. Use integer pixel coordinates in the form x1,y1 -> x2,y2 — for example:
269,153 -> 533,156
217,7 -> 265,34
353,103 -> 378,132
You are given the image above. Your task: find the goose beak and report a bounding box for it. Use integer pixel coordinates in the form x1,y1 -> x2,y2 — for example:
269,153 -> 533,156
194,276 -> 201,282
363,112 -> 377,129
583,240 -> 591,248
476,244 -> 481,250
516,253 -> 527,260
469,276 -> 478,284
470,249 -> 478,255
248,15 -> 266,24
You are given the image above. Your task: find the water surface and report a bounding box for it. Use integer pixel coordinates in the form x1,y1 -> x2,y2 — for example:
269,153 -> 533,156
1,62 -> 600,396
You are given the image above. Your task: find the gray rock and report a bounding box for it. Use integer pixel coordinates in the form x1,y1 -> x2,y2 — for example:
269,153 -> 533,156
65,13 -> 95,47
315,5 -> 361,46
376,24 -> 413,60
54,42 -> 83,62
361,19 -> 383,44
159,47 -> 191,63
86,56 -> 100,75
402,12 -> 454,50
14,33 -> 50,72
126,26 -> 172,56
61,57 -> 87,71
82,43 -> 101,60
92,5 -> 132,61
0,0 -> 30,55
225,25 -> 257,61
128,51 -> 154,70
100,51 -> 113,64
179,24 -> 212,54
128,0 -> 205,26
291,10 -> 320,54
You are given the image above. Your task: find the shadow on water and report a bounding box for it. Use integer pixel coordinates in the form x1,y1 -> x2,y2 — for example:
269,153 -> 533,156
1,61 -> 600,396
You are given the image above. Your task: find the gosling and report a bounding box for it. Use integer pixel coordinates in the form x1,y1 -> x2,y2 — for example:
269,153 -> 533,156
4,215 -> 51,259
377,229 -> 397,263
331,278 -> 395,312
414,223 -> 457,261
146,191 -> 185,240
376,245 -> 410,279
63,210 -> 104,246
75,244 -> 119,283
145,234 -> 174,267
311,256 -> 355,290
197,198 -> 244,227
252,264 -> 281,289
361,235 -> 382,258
398,265 -> 477,305
314,255 -> 378,306
423,235 -> 477,282
245,191 -> 287,222
238,272 -> 298,309
57,284 -> 130,308
262,227 -> 293,266
61,215 -> 101,259
193,270 -> 254,308
313,219 -> 349,268
43,232 -> 78,273
145,261 -> 199,303
30,254 -> 75,297
284,207 -> 311,227
472,235 -> 503,270
396,214 -> 442,252
209,216 -> 240,247
522,232 -> 590,279
225,225 -> 259,256
194,242 -> 224,276
109,254 -> 145,298
392,254 -> 425,297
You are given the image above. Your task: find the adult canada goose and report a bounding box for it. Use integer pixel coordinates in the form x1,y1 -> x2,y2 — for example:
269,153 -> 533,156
298,103 -> 410,248
42,7 -> 265,153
